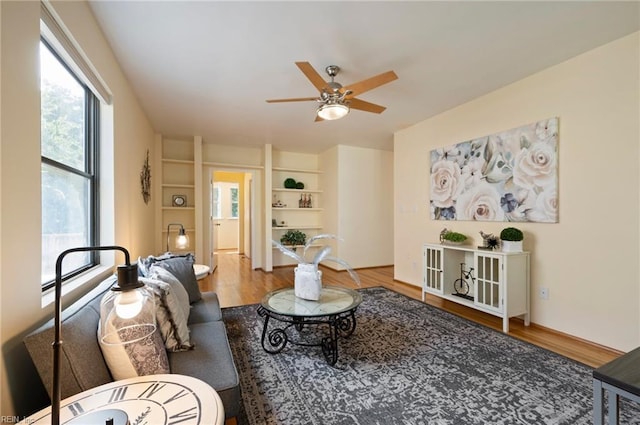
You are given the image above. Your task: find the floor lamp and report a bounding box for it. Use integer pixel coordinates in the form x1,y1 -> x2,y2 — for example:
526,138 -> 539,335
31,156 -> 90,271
166,223 -> 189,252
52,246 -> 155,425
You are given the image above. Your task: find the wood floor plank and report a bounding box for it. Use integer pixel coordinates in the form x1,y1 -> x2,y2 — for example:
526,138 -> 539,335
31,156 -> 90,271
200,251 -> 622,369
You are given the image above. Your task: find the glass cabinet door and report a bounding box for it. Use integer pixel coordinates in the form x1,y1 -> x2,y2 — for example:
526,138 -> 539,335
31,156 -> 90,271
475,253 -> 502,313
424,246 -> 444,294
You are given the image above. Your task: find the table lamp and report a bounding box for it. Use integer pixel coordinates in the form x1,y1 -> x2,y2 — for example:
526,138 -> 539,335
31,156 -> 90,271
166,223 -> 189,252
52,246 -> 155,425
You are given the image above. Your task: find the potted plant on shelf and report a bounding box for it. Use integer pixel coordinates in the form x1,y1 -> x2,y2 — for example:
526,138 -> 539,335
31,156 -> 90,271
439,228 -> 468,245
500,227 -> 524,252
280,229 -> 306,249
272,234 -> 360,301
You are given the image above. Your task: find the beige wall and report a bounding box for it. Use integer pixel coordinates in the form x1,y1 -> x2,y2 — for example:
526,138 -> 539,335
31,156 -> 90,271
0,0 -> 155,417
321,145 -> 394,269
395,32 -> 640,351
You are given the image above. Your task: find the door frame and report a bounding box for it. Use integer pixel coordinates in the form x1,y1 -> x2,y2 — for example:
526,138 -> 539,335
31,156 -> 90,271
203,166 -> 259,271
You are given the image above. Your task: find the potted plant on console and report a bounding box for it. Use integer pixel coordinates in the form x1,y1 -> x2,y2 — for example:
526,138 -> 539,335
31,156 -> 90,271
439,228 -> 468,245
500,227 -> 524,252
272,234 -> 360,301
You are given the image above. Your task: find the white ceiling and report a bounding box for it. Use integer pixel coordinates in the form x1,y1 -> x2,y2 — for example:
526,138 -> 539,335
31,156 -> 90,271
88,1 -> 639,153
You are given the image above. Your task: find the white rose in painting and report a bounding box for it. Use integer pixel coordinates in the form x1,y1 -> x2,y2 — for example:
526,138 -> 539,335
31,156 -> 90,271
461,157 -> 483,190
512,142 -> 557,190
526,186 -> 558,223
456,182 -> 505,221
535,118 -> 558,141
431,160 -> 463,208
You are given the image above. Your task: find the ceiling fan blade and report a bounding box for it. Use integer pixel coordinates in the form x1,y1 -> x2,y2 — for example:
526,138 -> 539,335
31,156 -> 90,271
314,115 -> 324,122
295,62 -> 329,92
266,97 -> 318,103
343,70 -> 398,97
349,98 -> 387,114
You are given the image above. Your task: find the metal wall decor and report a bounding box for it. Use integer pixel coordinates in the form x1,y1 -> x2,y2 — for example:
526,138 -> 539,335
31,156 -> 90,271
140,149 -> 151,205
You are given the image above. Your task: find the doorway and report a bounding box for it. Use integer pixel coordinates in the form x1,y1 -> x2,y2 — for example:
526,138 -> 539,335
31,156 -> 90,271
213,181 -> 240,251
205,169 -> 258,274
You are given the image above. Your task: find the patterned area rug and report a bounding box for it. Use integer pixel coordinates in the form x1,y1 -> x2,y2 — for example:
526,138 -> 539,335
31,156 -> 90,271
222,287 -> 639,425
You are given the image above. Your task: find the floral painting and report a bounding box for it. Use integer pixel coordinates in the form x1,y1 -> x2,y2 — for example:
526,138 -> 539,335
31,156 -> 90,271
430,117 -> 558,222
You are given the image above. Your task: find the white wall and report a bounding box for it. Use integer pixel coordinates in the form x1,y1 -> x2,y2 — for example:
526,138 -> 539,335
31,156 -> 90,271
394,32 -> 640,351
0,0 -> 156,417
321,145 -> 394,270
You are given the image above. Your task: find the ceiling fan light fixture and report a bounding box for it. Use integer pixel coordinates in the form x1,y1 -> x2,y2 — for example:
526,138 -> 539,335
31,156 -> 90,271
317,103 -> 349,120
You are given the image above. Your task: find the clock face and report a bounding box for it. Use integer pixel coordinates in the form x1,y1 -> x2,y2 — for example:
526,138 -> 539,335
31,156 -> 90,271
26,375 -> 222,425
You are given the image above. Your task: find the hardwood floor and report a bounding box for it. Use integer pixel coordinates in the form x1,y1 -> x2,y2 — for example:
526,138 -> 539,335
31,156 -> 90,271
200,250 -> 622,369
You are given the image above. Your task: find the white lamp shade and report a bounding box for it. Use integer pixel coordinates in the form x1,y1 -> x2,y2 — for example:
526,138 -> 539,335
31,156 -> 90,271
317,103 -> 349,120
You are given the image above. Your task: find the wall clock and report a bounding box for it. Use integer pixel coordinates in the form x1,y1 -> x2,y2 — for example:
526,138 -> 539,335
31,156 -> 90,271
172,195 -> 187,207
22,374 -> 224,425
140,149 -> 151,205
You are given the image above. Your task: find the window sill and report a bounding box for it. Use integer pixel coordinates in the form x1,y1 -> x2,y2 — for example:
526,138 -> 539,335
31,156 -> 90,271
41,265 -> 113,309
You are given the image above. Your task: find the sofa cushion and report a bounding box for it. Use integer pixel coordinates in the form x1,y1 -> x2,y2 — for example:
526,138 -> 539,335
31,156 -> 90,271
188,292 -> 223,324
24,277 -> 115,399
168,321 -> 241,419
140,253 -> 202,304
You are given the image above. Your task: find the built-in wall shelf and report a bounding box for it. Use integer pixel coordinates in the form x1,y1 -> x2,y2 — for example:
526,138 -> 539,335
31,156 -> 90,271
272,166 -> 323,174
272,208 -> 323,211
269,152 -> 324,269
272,188 -> 323,194
272,225 -> 322,230
162,158 -> 194,165
202,161 -> 263,170
162,183 -> 195,189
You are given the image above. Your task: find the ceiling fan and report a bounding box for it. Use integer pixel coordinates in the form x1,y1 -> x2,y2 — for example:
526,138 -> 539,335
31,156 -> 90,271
266,62 -> 398,121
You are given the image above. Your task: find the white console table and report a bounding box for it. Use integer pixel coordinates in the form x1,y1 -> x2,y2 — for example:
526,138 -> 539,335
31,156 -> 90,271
423,243 -> 530,332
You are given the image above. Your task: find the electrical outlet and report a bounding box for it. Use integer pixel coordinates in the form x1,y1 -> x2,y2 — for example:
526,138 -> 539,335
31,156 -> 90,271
539,287 -> 549,300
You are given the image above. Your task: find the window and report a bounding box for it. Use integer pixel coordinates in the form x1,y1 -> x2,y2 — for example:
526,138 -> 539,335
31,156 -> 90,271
212,185 -> 222,219
230,188 -> 239,218
40,40 -> 99,289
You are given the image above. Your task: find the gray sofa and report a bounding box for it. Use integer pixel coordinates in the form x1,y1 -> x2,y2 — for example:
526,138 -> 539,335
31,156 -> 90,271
23,274 -> 241,421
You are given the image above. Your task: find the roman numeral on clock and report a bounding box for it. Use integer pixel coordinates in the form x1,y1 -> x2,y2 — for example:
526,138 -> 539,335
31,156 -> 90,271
109,386 -> 128,403
164,389 -> 189,405
67,402 -> 84,416
168,406 -> 198,424
138,382 -> 166,399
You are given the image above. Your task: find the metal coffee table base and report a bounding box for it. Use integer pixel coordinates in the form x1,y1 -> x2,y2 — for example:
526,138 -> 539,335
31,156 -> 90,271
257,306 -> 358,366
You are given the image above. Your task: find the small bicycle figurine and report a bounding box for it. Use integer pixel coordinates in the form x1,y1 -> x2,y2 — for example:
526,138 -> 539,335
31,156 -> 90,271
454,263 -> 475,297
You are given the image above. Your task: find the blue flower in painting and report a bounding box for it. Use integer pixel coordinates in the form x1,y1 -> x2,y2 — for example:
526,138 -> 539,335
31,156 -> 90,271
501,193 -> 519,212
440,207 -> 456,220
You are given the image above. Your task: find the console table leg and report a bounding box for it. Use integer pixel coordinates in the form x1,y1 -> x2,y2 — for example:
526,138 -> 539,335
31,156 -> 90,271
593,379 -> 604,425
607,389 -> 620,425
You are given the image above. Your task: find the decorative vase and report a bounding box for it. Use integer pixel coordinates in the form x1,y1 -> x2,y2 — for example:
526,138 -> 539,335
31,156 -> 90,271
501,240 -> 523,252
294,263 -> 322,301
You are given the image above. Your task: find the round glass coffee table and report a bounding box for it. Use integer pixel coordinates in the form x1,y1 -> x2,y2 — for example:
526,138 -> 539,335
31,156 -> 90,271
257,286 -> 362,366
